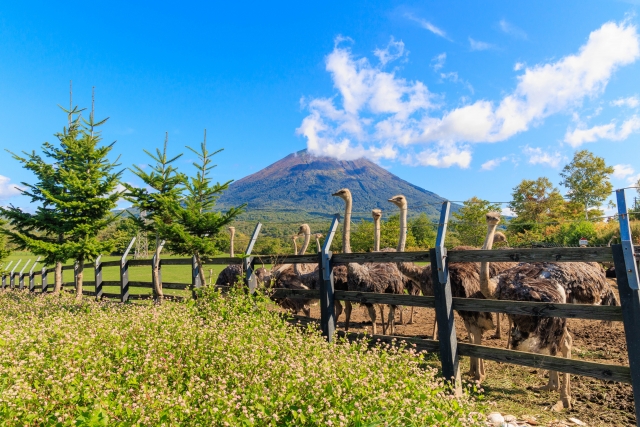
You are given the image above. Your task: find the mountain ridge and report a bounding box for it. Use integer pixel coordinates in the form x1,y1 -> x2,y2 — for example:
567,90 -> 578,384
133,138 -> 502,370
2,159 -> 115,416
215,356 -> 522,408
216,149 -> 457,221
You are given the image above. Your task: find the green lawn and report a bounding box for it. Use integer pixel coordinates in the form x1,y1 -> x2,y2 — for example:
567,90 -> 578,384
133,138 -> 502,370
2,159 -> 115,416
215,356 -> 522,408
1,252 -> 252,299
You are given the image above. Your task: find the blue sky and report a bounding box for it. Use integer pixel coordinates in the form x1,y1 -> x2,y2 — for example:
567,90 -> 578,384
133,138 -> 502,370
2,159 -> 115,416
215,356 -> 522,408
1,1 -> 639,215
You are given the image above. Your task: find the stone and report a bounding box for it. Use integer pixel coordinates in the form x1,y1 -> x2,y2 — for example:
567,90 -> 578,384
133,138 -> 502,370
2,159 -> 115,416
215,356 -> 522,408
487,412 -> 505,426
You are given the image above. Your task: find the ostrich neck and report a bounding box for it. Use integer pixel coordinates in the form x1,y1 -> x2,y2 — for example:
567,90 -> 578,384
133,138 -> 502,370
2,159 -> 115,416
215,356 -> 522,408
397,207 -> 407,252
299,233 -> 311,255
479,223 -> 498,299
293,239 -> 298,255
315,237 -> 321,253
373,218 -> 381,252
343,197 -> 352,254
229,230 -> 235,257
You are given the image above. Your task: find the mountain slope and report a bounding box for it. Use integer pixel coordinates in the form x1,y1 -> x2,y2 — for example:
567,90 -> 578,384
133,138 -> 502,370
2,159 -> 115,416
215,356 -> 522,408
216,149 -> 456,221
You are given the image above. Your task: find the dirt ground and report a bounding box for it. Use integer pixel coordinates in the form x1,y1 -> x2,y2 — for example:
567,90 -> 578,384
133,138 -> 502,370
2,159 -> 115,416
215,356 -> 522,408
293,279 -> 635,427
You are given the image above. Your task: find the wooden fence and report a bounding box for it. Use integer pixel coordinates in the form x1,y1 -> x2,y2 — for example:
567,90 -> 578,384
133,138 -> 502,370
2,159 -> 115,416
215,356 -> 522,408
1,191 -> 640,424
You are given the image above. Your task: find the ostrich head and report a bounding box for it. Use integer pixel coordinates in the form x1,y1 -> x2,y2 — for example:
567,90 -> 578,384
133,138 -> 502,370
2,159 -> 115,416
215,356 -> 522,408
371,209 -> 382,221
297,224 -> 311,237
494,231 -> 508,246
486,212 -> 501,226
387,195 -> 407,209
315,233 -> 323,239
332,188 -> 351,201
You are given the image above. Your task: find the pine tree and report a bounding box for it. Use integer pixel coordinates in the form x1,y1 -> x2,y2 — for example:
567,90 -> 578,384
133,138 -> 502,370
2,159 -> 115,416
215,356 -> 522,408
160,130 -> 245,284
124,134 -> 185,302
1,91 -> 122,298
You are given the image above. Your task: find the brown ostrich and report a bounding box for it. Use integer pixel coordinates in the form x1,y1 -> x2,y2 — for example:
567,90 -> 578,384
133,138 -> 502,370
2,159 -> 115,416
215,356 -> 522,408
479,212 -> 573,410
394,224 -> 512,381
332,188 -> 406,335
215,226 -> 243,287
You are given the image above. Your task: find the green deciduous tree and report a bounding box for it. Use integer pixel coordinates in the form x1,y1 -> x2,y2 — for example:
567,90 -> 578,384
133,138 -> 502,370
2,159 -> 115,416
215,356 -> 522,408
560,150 -> 614,220
1,97 -> 121,297
160,131 -> 245,284
409,213 -> 437,249
452,197 -> 501,247
507,177 -> 565,235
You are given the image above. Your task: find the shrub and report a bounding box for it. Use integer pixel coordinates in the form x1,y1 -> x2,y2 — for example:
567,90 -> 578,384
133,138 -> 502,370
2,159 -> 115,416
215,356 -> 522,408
0,290 -> 484,426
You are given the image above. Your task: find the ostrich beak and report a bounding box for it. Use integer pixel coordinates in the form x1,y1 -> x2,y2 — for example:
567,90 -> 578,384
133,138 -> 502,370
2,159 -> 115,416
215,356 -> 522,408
331,191 -> 341,197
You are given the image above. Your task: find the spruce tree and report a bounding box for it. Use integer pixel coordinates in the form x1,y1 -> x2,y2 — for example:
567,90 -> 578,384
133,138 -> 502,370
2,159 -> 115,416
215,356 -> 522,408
124,134 -> 185,302
1,92 -> 122,298
160,130 -> 245,284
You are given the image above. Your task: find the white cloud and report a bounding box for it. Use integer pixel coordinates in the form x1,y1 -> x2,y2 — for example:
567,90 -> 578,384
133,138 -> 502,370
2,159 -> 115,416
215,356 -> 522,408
501,206 -> 517,217
613,164 -> 635,179
514,62 -> 525,71
440,72 -> 474,93
402,144 -> 472,168
297,21 -> 640,167
0,175 -> 21,199
481,156 -> 508,171
405,14 -> 449,39
469,37 -> 495,51
564,115 -> 640,146
611,96 -> 640,108
373,37 -> 406,66
499,19 -> 528,39
522,146 -> 563,168
431,53 -> 446,71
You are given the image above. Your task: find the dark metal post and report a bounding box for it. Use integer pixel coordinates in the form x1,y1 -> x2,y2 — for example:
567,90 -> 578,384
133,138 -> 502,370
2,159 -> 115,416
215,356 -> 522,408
18,260 -> 31,290
95,255 -> 103,300
28,257 -> 40,292
431,201 -> 461,393
244,222 -> 262,293
2,261 -> 13,290
120,237 -> 136,302
9,260 -> 20,289
41,266 -> 48,293
614,189 -> 640,425
191,255 -> 201,297
319,215 -> 339,341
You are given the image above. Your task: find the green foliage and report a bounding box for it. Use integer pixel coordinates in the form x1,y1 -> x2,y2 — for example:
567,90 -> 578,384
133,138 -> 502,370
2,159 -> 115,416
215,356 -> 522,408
124,133 -> 185,237
559,150 -> 614,219
507,177 -> 565,234
98,217 -> 152,254
0,290 -> 485,425
552,221 -> 597,246
161,132 -> 245,258
0,101 -> 121,266
0,219 -> 10,265
409,213 -> 437,249
451,197 -> 501,247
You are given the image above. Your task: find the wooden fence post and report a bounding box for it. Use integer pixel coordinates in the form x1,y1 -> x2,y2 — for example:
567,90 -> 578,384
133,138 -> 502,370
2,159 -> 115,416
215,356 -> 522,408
152,240 -> 165,300
2,261 -> 13,289
244,222 -> 262,293
191,255 -> 201,297
73,261 -> 79,293
613,189 -> 640,426
9,260 -> 20,289
28,257 -> 40,292
430,201 -> 461,394
18,260 -> 31,290
120,237 -> 136,303
95,255 -> 103,300
319,215 -> 339,342
41,266 -> 48,293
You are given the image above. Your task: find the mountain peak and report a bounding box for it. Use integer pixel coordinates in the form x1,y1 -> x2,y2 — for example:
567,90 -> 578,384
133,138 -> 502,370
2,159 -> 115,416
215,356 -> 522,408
216,150 -> 454,220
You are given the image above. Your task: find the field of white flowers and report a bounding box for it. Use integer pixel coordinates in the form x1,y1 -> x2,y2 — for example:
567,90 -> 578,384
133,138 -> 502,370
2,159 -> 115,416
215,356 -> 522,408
0,288 -> 486,426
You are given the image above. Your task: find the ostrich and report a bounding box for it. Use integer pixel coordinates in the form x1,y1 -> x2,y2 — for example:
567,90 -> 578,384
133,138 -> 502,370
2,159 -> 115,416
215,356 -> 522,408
479,212 -> 573,410
394,221 -> 512,381
314,233 -> 323,253
215,227 -> 242,287
332,188 -> 405,335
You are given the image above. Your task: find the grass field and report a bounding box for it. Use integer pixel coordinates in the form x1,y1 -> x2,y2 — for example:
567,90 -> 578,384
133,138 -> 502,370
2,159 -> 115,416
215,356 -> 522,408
2,252 -> 244,299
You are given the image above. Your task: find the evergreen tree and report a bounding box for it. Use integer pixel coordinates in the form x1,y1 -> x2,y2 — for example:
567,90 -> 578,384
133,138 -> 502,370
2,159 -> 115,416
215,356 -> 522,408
0,94 -> 120,295
124,134 -> 185,302
560,150 -> 614,219
0,219 -> 10,264
160,130 -> 245,284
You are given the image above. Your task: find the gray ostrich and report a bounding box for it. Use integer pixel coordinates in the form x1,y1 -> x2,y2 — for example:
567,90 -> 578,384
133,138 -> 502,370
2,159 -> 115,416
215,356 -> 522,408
332,188 -> 406,335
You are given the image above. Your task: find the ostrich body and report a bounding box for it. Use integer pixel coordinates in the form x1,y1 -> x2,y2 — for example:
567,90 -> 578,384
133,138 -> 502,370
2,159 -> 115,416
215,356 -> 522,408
479,212 -> 573,410
215,227 -> 243,287
394,234 -> 512,381
333,188 -> 406,335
